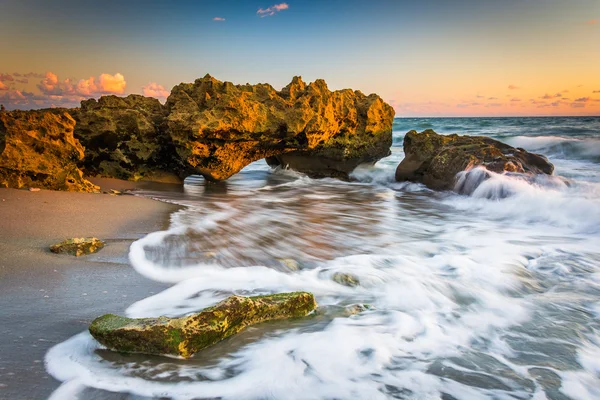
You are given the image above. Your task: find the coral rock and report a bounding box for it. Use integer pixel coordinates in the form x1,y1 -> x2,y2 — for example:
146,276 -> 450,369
0,110 -> 98,192
166,75 -> 395,180
395,129 -> 554,190
89,292 -> 317,357
72,95 -> 182,183
50,237 -> 106,256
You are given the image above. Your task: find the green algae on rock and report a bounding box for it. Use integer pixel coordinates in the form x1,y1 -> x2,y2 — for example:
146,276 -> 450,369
332,272 -> 360,287
395,129 -> 554,191
89,292 -> 317,358
71,95 -> 183,183
50,237 -> 105,257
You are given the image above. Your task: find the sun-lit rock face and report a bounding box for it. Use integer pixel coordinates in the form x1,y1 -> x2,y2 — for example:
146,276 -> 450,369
0,76 -> 395,190
71,95 -> 183,183
165,75 -> 395,180
0,110 -> 98,192
89,292 -> 317,358
395,129 -> 555,190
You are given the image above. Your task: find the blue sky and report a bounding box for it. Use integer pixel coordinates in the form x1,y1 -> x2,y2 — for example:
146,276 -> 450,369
1,0 -> 599,115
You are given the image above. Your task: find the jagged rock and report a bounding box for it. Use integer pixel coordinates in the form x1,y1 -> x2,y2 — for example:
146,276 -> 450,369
50,237 -> 105,256
166,75 -> 394,180
71,95 -> 182,183
89,292 -> 317,357
332,272 -> 360,287
0,110 -> 98,192
395,129 -> 554,190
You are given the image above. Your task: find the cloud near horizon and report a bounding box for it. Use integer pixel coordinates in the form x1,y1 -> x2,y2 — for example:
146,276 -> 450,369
37,72 -> 126,97
257,3 -> 289,17
142,82 -> 170,100
0,71 -> 127,110
508,84 -> 519,90
213,17 -> 225,21
585,19 -> 598,25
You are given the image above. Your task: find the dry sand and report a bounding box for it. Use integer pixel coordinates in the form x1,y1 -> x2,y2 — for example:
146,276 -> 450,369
0,179 -> 181,399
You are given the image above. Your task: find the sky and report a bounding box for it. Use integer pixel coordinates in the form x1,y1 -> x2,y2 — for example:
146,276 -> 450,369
1,0 -> 599,117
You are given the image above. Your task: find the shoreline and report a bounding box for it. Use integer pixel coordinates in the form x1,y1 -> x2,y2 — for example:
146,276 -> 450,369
0,179 -> 181,399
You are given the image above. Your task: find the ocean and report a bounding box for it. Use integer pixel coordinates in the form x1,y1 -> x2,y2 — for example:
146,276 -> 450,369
46,117 -> 600,399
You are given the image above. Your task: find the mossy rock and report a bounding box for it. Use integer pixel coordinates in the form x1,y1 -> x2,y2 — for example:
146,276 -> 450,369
332,272 -> 360,287
89,292 -> 317,358
50,237 -> 105,256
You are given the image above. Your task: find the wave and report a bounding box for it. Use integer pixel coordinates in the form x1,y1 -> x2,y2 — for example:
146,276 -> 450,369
503,136 -> 600,162
450,167 -> 600,234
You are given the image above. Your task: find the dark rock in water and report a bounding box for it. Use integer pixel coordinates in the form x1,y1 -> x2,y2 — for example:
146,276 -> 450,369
0,110 -> 98,192
332,272 -> 360,287
166,75 -> 394,180
71,95 -> 183,183
89,292 -> 317,358
50,237 -> 105,256
395,129 -> 554,191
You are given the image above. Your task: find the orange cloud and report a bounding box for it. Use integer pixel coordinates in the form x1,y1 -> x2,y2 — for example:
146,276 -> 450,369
38,72 -> 126,97
508,84 -> 519,90
2,71 -> 127,110
0,81 -> 9,91
0,73 -> 14,81
585,20 -> 598,25
257,3 -> 289,17
142,82 -> 170,100
213,17 -> 226,21
510,97 -> 521,102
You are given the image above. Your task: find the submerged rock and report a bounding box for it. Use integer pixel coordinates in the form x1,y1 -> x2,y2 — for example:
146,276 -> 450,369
72,95 -> 182,183
344,304 -> 373,316
166,75 -> 394,180
332,272 -> 360,287
395,129 -> 554,191
0,110 -> 98,192
50,237 -> 105,256
89,292 -> 317,358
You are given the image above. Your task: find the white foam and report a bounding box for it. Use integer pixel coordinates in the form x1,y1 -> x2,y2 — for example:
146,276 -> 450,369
505,135 -> 600,161
45,132 -> 600,399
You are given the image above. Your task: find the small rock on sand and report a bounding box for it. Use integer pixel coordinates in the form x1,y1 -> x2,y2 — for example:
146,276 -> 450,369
50,237 -> 105,257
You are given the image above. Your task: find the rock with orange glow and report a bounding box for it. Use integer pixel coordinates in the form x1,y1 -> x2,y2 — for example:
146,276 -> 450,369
0,110 -> 98,192
395,129 -> 554,190
166,75 -> 395,180
71,95 -> 183,183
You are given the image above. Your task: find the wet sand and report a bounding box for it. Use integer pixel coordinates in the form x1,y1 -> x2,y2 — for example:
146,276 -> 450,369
0,179 -> 180,399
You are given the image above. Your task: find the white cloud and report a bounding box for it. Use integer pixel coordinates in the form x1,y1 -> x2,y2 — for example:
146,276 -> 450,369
257,3 -> 289,17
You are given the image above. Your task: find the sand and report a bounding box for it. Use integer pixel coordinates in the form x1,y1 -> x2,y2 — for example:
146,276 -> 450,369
0,179 -> 181,399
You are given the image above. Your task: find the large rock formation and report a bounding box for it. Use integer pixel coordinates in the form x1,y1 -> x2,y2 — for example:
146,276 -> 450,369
89,292 -> 317,358
165,75 -> 394,180
0,75 -> 394,191
0,110 -> 98,192
71,95 -> 182,183
395,129 -> 554,190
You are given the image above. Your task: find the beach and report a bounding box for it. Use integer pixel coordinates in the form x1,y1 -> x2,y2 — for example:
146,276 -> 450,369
0,179 -> 179,399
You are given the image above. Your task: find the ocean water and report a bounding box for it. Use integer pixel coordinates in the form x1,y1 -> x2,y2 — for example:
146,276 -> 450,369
46,117 -> 600,400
